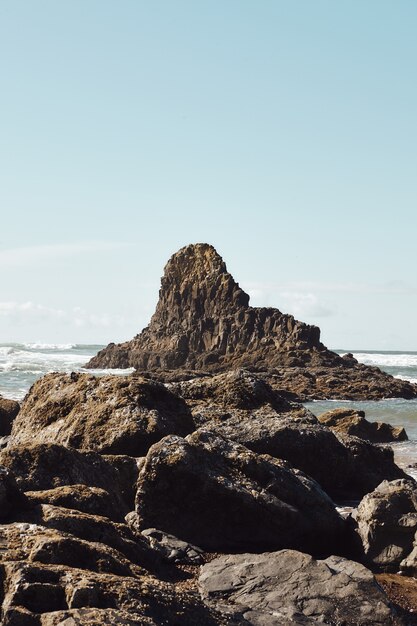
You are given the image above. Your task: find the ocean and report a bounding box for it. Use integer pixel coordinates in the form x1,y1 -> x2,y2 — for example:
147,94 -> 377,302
1,343 -> 416,478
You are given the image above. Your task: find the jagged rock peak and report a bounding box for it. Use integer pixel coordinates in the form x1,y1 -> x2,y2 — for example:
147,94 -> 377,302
153,243 -> 249,323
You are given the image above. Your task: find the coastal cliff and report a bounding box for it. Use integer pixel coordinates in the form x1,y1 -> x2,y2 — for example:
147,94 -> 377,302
86,243 -> 417,401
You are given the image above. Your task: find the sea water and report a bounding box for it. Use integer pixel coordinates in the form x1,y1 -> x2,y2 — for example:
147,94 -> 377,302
1,344 -> 416,477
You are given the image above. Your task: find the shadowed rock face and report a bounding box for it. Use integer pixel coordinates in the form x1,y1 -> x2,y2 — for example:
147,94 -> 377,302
86,243 -> 417,400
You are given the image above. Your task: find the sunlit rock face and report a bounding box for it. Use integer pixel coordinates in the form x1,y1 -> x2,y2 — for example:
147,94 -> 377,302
86,243 -> 417,401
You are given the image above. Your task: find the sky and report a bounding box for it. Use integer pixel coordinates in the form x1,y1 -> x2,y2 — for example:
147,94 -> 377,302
1,0 -> 416,350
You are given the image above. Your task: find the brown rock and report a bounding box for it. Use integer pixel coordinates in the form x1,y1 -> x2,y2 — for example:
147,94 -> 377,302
25,485 -> 125,522
10,373 -> 194,456
135,429 -> 346,555
318,407 -> 408,443
209,414 -> 406,500
0,443 -> 136,514
86,243 -> 417,401
0,396 -> 20,436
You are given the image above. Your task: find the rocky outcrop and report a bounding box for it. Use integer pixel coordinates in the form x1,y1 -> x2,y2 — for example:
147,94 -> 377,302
135,429 -> 346,555
169,370 -> 407,500
354,479 -> 417,572
199,550 -> 403,625
86,243 -> 417,400
10,372 -> 195,455
318,407 -> 408,443
0,523 -> 232,626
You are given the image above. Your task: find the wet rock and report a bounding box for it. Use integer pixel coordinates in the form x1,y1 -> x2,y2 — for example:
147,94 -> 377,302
199,549 -> 403,625
10,373 -> 195,456
0,396 -> 20,436
318,407 -> 408,443
86,243 -> 417,401
0,443 -> 136,514
354,479 -> 417,571
135,429 -> 346,555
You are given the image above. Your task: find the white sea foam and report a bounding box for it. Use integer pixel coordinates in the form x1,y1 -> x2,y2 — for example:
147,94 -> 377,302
395,375 -> 417,385
344,352 -> 417,368
23,342 -> 77,350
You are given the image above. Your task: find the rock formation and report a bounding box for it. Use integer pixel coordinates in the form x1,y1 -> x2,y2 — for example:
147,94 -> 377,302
86,243 -> 417,400
318,407 -> 408,443
0,363 -> 415,623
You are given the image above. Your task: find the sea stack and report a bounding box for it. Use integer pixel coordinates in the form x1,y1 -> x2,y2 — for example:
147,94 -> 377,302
86,243 -> 417,401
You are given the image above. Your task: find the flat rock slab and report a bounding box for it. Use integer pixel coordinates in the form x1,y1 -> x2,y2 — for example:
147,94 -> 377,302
199,550 -> 403,625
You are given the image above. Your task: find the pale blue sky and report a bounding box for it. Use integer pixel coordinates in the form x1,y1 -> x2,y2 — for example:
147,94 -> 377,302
1,0 -> 416,349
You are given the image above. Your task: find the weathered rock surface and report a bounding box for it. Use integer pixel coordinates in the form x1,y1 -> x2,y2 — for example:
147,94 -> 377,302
0,443 -> 137,515
0,524 -> 233,626
0,396 -> 20,436
199,549 -> 403,625
10,372 -> 195,455
354,479 -> 417,571
208,413 -> 406,500
168,370 -> 406,500
135,429 -> 346,555
86,243 -> 417,400
318,407 -> 408,443
25,484 -> 124,522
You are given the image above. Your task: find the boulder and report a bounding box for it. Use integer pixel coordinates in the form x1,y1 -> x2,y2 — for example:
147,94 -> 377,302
0,396 -> 20,435
135,429 -> 346,555
86,243 -> 417,401
199,549 -> 403,625
354,479 -> 417,570
209,414 -> 406,500
0,443 -> 137,515
318,408 -> 408,443
10,372 -> 194,455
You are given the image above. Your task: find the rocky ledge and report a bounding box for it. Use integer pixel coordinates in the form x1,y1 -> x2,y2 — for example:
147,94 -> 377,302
0,370 -> 416,624
86,243 -> 417,401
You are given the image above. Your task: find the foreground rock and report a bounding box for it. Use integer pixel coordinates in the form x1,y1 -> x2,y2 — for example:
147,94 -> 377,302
318,407 -> 408,443
0,523 -> 232,626
0,443 -> 138,517
170,370 -> 407,500
135,429 -> 346,555
209,413 -> 406,500
0,396 -> 20,436
10,373 -> 194,455
86,243 -> 417,401
354,479 -> 417,573
199,550 -> 404,625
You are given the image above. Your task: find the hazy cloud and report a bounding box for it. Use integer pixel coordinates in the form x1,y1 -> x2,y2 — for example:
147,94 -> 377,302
0,301 -> 127,329
0,241 -> 130,268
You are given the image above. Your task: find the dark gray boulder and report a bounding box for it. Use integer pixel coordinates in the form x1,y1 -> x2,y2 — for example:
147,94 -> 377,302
199,549 -> 403,625
354,479 -> 417,571
135,429 -> 346,555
